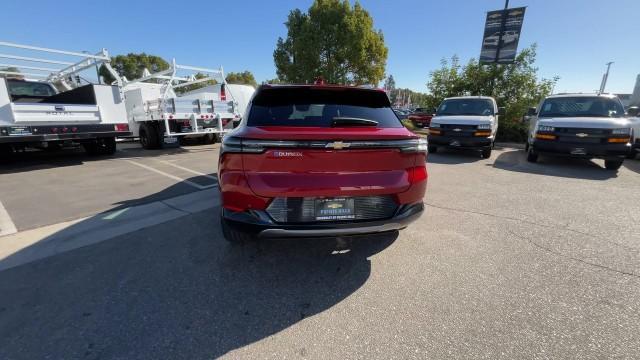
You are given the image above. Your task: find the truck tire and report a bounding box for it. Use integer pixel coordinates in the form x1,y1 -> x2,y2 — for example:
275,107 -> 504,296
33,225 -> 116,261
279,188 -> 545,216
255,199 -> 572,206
604,159 -> 623,171
428,145 -> 438,154
0,144 -> 13,163
526,147 -> 539,163
221,217 -> 253,244
202,133 -> 219,144
84,137 -> 116,156
140,123 -> 160,150
481,147 -> 492,159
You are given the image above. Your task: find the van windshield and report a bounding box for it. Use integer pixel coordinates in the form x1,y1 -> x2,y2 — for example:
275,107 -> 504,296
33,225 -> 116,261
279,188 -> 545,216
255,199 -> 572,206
538,97 -> 625,118
247,87 -> 402,128
436,99 -> 494,116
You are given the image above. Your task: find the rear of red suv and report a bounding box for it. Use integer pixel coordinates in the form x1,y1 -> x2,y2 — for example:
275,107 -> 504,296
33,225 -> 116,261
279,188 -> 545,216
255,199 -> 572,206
218,85 -> 427,242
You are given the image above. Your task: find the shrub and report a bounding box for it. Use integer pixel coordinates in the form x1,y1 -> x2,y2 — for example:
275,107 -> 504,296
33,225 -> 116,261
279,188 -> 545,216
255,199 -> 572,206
496,119 -> 528,143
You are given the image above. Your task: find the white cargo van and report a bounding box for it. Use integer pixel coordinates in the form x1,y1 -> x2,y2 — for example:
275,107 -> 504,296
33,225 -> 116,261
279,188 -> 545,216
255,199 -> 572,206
525,93 -> 633,170
428,96 -> 501,158
0,42 -> 130,156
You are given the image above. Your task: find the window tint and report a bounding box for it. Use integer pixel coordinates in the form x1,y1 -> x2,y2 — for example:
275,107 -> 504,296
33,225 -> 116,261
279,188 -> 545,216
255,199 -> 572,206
248,87 -> 402,128
7,80 -> 56,97
539,97 -> 625,118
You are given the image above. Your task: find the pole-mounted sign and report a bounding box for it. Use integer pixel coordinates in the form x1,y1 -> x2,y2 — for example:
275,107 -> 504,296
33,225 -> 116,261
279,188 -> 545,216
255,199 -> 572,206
480,6 -> 526,64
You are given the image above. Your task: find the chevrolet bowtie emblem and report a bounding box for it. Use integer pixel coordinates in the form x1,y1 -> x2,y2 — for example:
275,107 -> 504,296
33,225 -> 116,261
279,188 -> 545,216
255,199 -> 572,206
453,128 -> 462,132
326,141 -> 350,149
576,133 -> 588,138
327,203 -> 343,209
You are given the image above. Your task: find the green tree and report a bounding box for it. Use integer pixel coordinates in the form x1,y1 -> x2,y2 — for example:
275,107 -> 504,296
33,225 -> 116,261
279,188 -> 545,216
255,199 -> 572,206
274,0 -> 388,85
99,53 -> 169,84
426,45 -> 557,141
226,71 -> 258,87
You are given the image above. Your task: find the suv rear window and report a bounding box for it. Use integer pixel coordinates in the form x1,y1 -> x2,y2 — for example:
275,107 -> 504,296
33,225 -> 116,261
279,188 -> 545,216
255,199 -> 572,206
247,87 -> 402,128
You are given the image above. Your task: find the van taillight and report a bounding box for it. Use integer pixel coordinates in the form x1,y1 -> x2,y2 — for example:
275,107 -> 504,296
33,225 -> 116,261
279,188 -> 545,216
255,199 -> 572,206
220,84 -> 226,101
114,124 -> 129,132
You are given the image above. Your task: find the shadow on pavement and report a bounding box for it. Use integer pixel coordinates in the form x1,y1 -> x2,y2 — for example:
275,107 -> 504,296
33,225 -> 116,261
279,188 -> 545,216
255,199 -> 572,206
0,142 -> 217,175
0,177 -> 397,359
0,216 -> 397,359
624,158 -> 640,174
427,148 -> 483,164
492,149 -> 619,180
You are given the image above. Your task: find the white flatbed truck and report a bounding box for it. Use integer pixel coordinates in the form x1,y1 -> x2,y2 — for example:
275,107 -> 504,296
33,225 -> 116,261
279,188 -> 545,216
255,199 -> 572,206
0,42 -> 130,156
120,61 -> 240,149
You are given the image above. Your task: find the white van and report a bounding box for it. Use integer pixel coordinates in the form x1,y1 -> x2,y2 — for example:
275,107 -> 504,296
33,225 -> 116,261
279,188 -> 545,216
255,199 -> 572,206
428,96 -> 500,158
525,93 -> 633,170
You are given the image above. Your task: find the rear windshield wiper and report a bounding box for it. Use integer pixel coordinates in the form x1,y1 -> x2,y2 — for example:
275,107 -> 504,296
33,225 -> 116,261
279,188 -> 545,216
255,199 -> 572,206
331,117 -> 379,127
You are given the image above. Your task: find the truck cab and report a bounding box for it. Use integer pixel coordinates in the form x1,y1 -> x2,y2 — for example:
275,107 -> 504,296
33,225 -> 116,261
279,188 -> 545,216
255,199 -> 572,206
525,94 -> 633,170
428,96 -> 500,158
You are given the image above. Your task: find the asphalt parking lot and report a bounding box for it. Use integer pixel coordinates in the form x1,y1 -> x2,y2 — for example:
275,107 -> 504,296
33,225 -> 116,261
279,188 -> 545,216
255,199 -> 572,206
1,143 -> 639,359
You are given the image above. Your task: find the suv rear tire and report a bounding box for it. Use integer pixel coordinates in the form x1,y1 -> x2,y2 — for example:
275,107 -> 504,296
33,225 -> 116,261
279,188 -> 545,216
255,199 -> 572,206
604,159 -> 623,171
221,218 -> 253,244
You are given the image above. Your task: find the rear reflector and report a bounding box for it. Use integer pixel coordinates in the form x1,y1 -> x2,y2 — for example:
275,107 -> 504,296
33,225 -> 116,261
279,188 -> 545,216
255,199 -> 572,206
114,124 -> 129,132
408,166 -> 427,184
220,84 -> 227,101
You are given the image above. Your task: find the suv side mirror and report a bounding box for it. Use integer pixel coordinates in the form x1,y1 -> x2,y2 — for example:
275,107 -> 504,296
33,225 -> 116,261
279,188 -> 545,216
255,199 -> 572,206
498,107 -> 505,116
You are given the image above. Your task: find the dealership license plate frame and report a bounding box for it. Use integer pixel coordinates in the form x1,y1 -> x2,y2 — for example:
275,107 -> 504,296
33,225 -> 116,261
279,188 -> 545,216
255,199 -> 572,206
315,197 -> 356,221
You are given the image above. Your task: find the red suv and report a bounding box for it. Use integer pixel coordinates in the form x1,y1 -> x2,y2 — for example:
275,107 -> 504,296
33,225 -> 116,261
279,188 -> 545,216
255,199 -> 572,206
218,84 -> 428,242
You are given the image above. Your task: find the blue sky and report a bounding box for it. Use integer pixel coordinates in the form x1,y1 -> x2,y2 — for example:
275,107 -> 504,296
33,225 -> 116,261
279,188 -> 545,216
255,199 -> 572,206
1,0 -> 639,93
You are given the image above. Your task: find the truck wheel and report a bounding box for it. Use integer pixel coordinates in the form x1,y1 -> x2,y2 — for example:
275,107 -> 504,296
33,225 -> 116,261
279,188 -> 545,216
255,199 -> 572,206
428,145 -> 438,154
604,159 -> 623,171
0,145 -> 13,163
140,123 -> 160,150
84,137 -> 116,156
202,133 -> 218,144
481,148 -> 492,159
221,218 -> 253,244
526,147 -> 539,163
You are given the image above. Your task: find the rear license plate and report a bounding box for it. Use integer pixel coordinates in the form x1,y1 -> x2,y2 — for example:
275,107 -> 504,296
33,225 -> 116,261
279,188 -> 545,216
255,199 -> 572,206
164,136 -> 178,144
8,126 -> 32,136
571,148 -> 587,155
315,198 -> 355,221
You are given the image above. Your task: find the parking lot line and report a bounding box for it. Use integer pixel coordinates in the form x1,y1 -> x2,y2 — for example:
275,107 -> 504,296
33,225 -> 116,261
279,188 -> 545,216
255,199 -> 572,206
123,160 -> 215,190
154,160 -> 218,181
0,200 -> 18,237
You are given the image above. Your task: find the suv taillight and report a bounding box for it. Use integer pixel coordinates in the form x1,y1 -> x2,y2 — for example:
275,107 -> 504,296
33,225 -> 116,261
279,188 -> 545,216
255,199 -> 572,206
220,84 -> 226,101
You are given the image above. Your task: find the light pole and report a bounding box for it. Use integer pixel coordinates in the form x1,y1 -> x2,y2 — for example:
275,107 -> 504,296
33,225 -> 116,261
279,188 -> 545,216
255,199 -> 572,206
599,61 -> 614,94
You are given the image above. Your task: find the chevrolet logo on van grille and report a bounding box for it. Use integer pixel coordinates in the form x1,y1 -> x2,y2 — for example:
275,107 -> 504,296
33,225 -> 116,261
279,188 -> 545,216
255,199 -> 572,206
575,133 -> 589,138
326,141 -> 350,150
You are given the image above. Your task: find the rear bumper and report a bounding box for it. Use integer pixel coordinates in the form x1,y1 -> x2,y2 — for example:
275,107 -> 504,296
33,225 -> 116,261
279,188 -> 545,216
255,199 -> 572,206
532,140 -> 631,159
429,135 -> 493,149
0,131 -> 130,144
0,124 -> 130,144
223,202 -> 424,239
